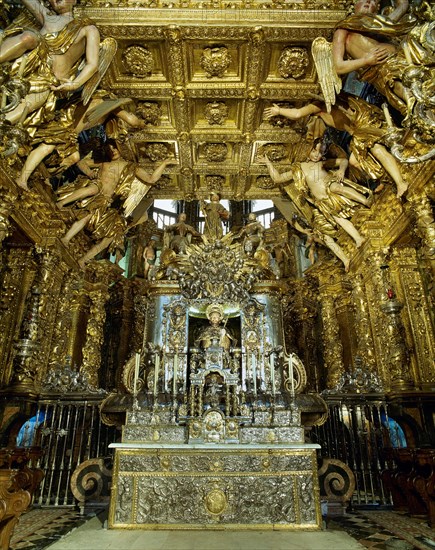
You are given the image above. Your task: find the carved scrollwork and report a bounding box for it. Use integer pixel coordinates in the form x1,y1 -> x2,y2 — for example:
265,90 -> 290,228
256,175 -> 277,190
71,457 -> 113,504
205,175 -> 225,194
318,458 -> 355,503
141,142 -> 171,162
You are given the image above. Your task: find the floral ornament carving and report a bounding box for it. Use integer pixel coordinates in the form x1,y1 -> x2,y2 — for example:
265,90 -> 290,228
204,101 -> 229,125
141,143 -> 171,162
278,47 -> 309,79
122,45 -> 154,77
203,143 -> 228,162
205,175 -> 225,194
200,46 -> 231,78
136,102 -> 162,126
256,176 -> 277,190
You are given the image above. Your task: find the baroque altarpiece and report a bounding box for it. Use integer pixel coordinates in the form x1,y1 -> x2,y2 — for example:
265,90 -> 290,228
0,0 -> 434,536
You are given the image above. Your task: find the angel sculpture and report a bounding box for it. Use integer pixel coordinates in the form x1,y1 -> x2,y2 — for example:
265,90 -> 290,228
312,0 -> 416,119
163,213 -> 201,255
15,93 -> 145,190
57,139 -> 177,267
0,0 -> 115,125
264,94 -> 408,197
259,139 -> 372,252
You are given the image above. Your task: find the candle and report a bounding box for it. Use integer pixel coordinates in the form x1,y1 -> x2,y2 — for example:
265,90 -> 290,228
154,351 -> 160,396
252,353 -> 257,395
17,54 -> 28,78
134,352 -> 140,396
173,353 -> 178,396
270,352 -> 275,396
289,353 -> 295,397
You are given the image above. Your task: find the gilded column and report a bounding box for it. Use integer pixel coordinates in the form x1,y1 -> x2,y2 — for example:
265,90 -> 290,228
32,248 -> 68,391
390,247 -> 434,390
80,272 -> 111,388
361,248 -> 391,389
319,292 -> 344,390
351,276 -> 377,373
0,249 -> 36,388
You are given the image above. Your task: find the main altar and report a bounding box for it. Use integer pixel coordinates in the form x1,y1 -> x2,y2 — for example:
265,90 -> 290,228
108,231 -> 324,529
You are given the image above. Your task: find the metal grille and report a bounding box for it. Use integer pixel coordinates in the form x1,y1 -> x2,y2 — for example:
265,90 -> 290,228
312,398 -> 402,507
18,400 -> 117,506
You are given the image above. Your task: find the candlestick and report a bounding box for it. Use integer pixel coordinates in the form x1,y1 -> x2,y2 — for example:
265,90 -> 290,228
270,352 -> 275,396
17,54 -> 28,78
289,353 -> 295,397
173,352 -> 178,396
252,353 -> 257,395
134,352 -> 140,396
154,351 -> 159,396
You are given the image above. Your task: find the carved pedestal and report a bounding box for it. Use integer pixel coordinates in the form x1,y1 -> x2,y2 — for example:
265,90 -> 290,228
109,443 -> 321,530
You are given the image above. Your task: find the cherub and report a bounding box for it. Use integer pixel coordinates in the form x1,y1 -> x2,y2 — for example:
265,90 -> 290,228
259,139 -> 371,249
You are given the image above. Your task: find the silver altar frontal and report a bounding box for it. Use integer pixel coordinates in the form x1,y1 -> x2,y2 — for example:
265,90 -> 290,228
107,235 -> 325,530
109,442 -> 321,529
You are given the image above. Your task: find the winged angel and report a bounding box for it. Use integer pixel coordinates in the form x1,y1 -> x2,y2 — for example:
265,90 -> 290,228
312,0 -> 435,139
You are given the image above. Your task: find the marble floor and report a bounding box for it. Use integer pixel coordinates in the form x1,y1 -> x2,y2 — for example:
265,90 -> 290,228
10,507 -> 435,550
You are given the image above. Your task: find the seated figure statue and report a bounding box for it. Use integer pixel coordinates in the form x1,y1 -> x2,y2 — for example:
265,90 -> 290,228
195,304 -> 236,352
163,213 -> 201,255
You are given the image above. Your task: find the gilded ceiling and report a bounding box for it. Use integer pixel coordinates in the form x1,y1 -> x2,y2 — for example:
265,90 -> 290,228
78,1 -> 351,201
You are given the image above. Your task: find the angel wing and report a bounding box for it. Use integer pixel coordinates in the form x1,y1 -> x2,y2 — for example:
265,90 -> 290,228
81,37 -> 118,106
123,178 -> 151,218
311,37 -> 342,113
83,98 -> 132,129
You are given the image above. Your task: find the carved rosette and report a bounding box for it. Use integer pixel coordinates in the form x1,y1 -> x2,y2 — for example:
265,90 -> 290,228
203,143 -> 228,163
259,143 -> 287,162
122,45 -> 154,77
204,102 -> 228,126
136,102 -> 162,126
141,143 -> 171,162
200,46 -> 231,78
278,47 -> 310,79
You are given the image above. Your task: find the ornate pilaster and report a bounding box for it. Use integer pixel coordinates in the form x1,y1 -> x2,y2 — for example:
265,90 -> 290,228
0,187 -> 16,247
80,263 -> 114,388
351,276 -> 377,373
32,248 -> 69,391
48,272 -> 83,372
315,265 -> 345,390
390,247 -> 434,390
361,248 -> 392,389
0,249 -> 36,389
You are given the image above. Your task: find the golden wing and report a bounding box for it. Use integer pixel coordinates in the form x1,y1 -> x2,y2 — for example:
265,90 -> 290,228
123,178 -> 151,218
311,37 -> 342,113
81,37 -> 118,106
